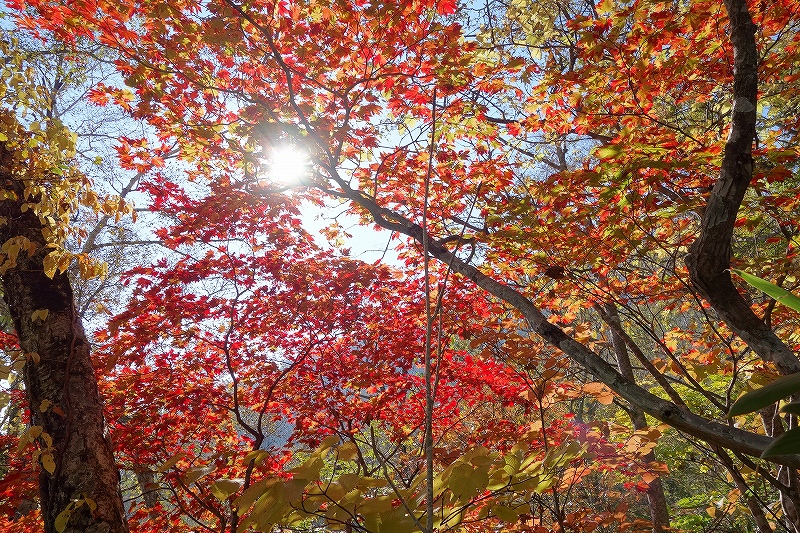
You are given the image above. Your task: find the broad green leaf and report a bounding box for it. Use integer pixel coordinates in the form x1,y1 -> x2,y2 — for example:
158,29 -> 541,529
729,373 -> 800,417
357,477 -> 388,489
542,440 -> 582,469
243,479 -> 306,530
487,467 -> 512,491
318,434 -> 340,451
781,402 -> 800,416
245,490 -> 285,530
290,455 -> 324,480
504,450 -> 522,476
325,481 -> 346,501
732,270 -> 800,313
232,478 -> 269,512
375,508 -> 419,533
325,504 -> 353,528
436,506 -> 464,529
338,472 -> 360,491
449,462 -> 490,504
761,427 -> 800,458
359,495 -> 394,514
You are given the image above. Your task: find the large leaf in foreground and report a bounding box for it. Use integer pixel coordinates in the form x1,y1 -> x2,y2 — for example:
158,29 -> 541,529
729,373 -> 800,417
732,269 -> 800,313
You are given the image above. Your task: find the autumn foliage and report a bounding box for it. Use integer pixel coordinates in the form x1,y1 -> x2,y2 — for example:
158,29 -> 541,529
2,0 -> 800,531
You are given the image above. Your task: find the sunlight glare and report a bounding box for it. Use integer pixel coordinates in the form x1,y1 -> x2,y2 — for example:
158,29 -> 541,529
265,145 -> 310,185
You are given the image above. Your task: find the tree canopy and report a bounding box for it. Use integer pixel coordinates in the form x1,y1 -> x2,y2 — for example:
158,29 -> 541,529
3,0 -> 800,531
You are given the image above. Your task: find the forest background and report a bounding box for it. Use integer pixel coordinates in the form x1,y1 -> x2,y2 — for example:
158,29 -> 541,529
1,0 -> 800,532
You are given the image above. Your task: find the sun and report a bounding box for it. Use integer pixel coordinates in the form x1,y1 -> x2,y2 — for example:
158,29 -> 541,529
264,145 -> 310,185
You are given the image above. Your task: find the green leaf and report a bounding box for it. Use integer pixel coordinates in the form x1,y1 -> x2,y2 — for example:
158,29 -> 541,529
729,373 -> 800,417
449,462 -> 490,504
359,494 -> 394,514
338,473 -> 360,491
542,440 -> 582,469
732,270 -> 800,313
781,402 -> 800,416
375,508 -> 418,533
232,478 -> 269,512
289,455 -> 324,481
762,427 -> 800,458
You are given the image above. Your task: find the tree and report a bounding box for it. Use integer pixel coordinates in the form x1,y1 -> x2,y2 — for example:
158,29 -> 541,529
11,0 -> 800,530
0,38 -> 130,532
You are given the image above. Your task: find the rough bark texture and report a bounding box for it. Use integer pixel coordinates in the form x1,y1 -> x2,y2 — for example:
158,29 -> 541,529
680,0 -> 800,522
0,144 -> 128,533
604,304 -> 670,533
684,0 -> 800,376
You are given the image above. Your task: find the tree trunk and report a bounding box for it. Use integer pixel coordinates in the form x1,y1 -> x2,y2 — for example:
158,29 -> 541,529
603,304 -> 670,532
0,143 -> 128,532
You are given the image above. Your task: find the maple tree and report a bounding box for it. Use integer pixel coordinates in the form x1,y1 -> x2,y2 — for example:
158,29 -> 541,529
3,0 -> 800,531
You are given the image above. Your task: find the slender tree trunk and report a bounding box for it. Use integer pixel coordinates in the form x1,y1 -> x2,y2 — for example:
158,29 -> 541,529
603,304 -> 670,532
714,447 -> 773,533
0,144 -> 128,532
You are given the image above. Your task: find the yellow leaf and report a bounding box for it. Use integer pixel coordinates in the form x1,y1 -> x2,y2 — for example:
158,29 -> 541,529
84,497 -> 97,512
41,452 -> 56,474
39,399 -> 51,412
55,507 -> 72,533
211,478 -> 244,500
31,309 -> 49,322
57,252 -> 72,273
156,452 -> 185,472
43,252 -> 58,278
337,441 -> 359,461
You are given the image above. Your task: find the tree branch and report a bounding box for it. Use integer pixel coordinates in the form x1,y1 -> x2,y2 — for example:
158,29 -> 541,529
685,0 -> 800,375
